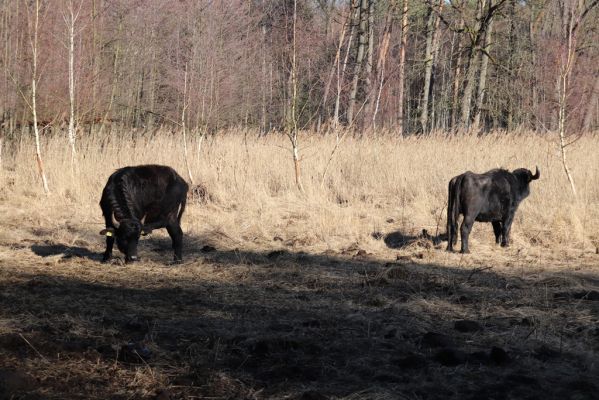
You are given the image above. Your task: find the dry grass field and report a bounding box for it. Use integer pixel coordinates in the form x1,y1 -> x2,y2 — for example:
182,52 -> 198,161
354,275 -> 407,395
1,129 -> 599,399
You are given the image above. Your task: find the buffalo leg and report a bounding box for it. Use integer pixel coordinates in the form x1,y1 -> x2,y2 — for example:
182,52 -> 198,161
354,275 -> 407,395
501,215 -> 514,247
166,223 -> 184,262
447,215 -> 460,252
492,221 -> 502,245
460,216 -> 474,253
447,220 -> 454,252
102,235 -> 114,262
452,226 -> 458,246
447,218 -> 459,251
446,196 -> 454,251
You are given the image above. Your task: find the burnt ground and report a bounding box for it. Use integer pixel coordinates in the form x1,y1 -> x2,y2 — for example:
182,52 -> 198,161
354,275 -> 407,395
1,230 -> 599,400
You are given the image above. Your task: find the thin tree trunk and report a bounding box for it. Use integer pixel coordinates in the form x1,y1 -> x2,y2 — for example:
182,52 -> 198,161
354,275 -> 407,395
91,0 -> 98,122
555,0 -> 599,195
261,1 -> 267,134
321,7 -> 349,131
65,0 -> 79,169
420,7 -> 433,133
148,40 -> 157,128
334,0 -> 357,127
528,18 -> 537,131
472,17 -> 494,130
288,0 -> 304,192
397,0 -> 408,135
347,0 -> 368,126
98,17 -> 122,136
181,65 -> 194,185
370,0 -> 397,129
420,2 -> 438,133
582,72 -> 599,131
429,0 -> 444,130
460,0 -> 486,128
557,6 -> 577,197
451,16 -> 465,129
363,0 -> 375,129
29,0 -> 49,193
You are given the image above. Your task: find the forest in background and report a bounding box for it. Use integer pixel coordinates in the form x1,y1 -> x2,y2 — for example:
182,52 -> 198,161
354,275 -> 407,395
0,0 -> 598,138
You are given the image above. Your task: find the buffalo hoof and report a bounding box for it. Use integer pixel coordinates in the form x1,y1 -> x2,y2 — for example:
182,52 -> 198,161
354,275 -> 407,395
500,242 -> 509,248
168,259 -> 183,266
446,247 -> 454,252
125,256 -> 140,263
460,249 -> 470,254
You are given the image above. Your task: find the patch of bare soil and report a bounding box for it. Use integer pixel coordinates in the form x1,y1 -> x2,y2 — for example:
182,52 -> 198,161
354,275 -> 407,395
1,224 -> 599,399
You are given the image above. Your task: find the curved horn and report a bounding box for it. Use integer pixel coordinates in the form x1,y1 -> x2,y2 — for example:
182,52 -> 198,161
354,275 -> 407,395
111,212 -> 120,228
531,166 -> 540,180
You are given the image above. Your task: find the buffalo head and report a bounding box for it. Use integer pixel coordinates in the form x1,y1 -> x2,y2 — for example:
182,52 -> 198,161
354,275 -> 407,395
513,166 -> 540,184
100,218 -> 142,262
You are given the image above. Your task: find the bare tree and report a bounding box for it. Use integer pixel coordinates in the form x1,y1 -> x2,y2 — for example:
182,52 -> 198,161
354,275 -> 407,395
181,65 -> 194,185
472,14 -> 494,130
459,0 -> 486,128
63,0 -> 82,170
397,0 -> 409,135
582,70 -> 599,131
554,0 -> 599,196
370,0 -> 397,129
420,0 -> 443,133
27,0 -> 49,194
334,0 -> 358,128
287,0 -> 304,192
347,0 -> 369,126
320,3 -> 350,131
450,11 -> 465,129
0,0 -> 597,137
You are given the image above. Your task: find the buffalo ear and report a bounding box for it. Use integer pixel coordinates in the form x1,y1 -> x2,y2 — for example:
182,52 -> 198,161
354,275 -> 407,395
100,228 -> 116,237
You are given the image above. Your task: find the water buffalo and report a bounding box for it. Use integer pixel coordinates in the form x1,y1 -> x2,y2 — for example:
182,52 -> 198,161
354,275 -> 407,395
446,167 -> 540,253
99,165 -> 188,263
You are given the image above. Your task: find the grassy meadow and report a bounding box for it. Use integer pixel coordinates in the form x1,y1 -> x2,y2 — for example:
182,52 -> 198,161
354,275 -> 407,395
0,129 -> 598,399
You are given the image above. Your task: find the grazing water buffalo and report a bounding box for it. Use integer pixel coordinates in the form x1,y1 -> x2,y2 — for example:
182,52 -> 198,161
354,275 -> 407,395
446,167 -> 539,253
99,165 -> 188,263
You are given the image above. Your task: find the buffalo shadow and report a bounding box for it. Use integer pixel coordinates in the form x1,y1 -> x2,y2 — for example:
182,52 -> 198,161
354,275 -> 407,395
30,243 -> 102,261
383,228 -> 447,249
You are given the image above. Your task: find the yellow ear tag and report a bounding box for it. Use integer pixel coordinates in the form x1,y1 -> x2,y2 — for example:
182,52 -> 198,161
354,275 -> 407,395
105,231 -> 113,237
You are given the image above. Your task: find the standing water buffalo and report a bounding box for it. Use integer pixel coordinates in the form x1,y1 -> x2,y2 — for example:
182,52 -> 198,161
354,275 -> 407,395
446,167 -> 539,253
99,165 -> 189,263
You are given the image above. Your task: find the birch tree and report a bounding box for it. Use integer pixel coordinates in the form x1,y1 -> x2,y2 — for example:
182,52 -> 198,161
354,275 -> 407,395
554,0 -> 599,196
287,0 -> 303,192
27,0 -> 49,194
63,0 -> 82,169
397,0 -> 409,135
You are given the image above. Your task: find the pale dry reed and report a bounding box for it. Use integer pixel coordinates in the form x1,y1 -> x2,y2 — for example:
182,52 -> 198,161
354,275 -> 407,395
3,128 -> 598,257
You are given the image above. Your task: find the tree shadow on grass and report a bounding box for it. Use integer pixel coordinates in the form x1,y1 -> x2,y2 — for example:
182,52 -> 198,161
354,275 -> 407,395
17,230 -> 599,399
